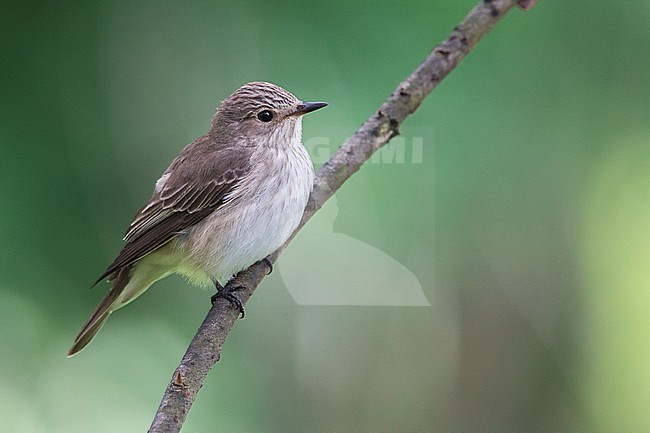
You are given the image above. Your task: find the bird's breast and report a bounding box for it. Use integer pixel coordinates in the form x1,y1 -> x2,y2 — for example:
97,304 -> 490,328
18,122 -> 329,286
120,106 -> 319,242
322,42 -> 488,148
179,144 -> 314,285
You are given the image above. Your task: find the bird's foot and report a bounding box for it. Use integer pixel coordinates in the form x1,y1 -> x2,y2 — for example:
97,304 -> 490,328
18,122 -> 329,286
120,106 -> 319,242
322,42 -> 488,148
261,257 -> 273,275
211,282 -> 246,318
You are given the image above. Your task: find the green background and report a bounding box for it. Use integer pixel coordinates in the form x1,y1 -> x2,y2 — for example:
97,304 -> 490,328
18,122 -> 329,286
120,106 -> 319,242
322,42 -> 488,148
2,1 -> 649,432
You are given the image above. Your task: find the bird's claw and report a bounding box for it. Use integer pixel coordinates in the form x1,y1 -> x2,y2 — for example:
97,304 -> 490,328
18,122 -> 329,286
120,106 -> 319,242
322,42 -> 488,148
211,284 -> 246,318
261,257 -> 273,275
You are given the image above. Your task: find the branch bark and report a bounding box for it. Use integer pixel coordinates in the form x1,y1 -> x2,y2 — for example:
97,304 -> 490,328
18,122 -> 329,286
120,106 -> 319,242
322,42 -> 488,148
148,1 -> 534,431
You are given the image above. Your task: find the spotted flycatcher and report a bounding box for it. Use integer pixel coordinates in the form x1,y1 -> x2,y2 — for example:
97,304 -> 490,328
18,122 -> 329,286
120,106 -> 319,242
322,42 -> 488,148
68,82 -> 326,356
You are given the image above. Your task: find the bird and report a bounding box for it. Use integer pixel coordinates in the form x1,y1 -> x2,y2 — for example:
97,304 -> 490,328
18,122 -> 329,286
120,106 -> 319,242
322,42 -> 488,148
68,82 -> 326,356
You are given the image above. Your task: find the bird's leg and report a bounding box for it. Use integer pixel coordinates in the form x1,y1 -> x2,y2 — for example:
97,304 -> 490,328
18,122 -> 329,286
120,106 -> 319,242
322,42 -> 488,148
211,280 -> 246,318
261,257 -> 273,275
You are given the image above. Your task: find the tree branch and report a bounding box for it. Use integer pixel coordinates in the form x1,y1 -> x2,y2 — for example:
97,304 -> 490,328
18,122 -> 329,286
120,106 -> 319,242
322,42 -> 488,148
148,1 -> 534,431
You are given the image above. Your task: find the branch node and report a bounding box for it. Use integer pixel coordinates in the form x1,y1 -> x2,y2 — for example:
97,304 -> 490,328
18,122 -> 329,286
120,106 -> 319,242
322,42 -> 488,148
388,118 -> 400,137
173,371 -> 185,388
516,0 -> 537,10
450,28 -> 469,48
483,0 -> 499,17
434,46 -> 451,59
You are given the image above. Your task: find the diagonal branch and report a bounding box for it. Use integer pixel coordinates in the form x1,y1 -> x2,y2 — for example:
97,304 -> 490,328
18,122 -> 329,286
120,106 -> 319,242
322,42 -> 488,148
148,1 -> 535,431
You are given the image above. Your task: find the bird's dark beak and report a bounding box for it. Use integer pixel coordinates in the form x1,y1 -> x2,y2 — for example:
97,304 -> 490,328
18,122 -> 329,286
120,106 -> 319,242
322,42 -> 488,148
293,101 -> 327,116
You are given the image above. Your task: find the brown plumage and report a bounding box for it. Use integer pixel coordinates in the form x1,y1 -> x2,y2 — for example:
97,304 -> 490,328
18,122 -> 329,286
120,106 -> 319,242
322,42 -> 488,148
68,82 -> 326,356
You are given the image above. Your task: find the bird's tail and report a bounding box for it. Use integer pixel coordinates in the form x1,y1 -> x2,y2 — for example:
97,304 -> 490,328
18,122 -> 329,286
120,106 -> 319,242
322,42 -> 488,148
67,267 -> 131,357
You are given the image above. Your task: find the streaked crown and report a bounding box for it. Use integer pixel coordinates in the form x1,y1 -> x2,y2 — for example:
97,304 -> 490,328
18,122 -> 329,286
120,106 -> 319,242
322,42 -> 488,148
213,82 -> 300,125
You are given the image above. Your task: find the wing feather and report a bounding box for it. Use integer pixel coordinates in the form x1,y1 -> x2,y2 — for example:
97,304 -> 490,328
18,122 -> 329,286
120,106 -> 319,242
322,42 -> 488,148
96,135 -> 252,283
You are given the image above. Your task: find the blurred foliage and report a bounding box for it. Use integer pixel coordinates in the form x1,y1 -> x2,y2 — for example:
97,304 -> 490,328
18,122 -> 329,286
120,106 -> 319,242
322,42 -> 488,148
1,1 -> 649,432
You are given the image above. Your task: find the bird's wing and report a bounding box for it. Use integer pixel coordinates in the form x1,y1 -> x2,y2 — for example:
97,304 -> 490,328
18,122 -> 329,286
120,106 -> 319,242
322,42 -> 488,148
95,135 -> 252,283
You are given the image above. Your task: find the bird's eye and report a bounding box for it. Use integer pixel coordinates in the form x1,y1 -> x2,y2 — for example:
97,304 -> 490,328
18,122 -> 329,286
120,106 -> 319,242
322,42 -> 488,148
257,110 -> 274,122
